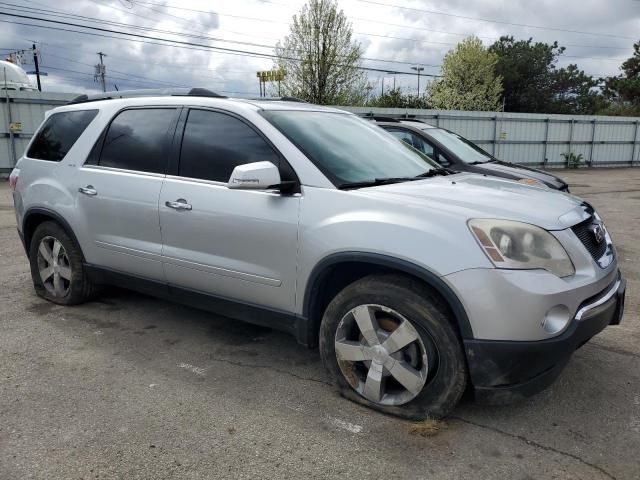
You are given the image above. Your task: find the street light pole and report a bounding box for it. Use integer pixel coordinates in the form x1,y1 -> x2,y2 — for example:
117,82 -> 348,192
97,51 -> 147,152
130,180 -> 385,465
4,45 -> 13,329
411,66 -> 424,95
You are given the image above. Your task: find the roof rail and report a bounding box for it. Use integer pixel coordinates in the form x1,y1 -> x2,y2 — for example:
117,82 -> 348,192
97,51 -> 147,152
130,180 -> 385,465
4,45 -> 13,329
246,96 -> 309,103
359,114 -> 401,123
400,115 -> 428,123
67,87 -> 227,105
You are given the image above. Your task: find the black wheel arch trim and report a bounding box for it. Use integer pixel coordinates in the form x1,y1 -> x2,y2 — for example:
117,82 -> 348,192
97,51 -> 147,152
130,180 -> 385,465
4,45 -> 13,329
302,252 -> 474,341
22,207 -> 86,260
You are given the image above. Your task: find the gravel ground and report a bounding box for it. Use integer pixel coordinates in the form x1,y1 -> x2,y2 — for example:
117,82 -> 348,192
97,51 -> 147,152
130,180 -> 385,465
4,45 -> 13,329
0,168 -> 638,480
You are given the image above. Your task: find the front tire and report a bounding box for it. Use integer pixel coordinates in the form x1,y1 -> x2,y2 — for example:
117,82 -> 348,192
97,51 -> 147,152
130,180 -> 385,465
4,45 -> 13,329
319,274 -> 467,419
28,221 -> 94,305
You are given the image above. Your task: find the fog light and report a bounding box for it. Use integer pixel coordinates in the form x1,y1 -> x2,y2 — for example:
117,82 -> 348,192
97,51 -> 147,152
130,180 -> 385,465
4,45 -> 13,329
542,305 -> 571,334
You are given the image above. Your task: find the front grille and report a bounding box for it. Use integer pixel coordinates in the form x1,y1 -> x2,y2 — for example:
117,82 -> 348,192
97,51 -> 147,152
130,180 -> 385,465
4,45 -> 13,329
572,216 -> 607,261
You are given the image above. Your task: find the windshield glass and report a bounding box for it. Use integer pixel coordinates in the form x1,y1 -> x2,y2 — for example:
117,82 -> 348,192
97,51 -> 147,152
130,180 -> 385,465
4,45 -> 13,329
262,111 -> 438,186
425,128 -> 494,164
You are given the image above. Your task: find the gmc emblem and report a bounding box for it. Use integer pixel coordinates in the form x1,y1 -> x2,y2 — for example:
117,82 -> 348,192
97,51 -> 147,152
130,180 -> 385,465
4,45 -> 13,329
592,223 -> 606,244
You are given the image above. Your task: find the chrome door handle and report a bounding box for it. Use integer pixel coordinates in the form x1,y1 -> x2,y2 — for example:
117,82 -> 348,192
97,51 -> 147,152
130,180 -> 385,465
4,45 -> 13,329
78,185 -> 97,196
165,199 -> 192,211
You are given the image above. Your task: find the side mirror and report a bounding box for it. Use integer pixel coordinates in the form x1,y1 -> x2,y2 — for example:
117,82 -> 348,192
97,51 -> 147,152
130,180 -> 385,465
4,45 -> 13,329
227,161 -> 281,190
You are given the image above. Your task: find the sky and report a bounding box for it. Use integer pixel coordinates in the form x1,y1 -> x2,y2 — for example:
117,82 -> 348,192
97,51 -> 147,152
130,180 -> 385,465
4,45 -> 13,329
0,0 -> 638,97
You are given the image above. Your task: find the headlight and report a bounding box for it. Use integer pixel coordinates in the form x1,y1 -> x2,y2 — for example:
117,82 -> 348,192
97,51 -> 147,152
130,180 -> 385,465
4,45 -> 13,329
468,219 -> 575,278
517,178 -> 548,188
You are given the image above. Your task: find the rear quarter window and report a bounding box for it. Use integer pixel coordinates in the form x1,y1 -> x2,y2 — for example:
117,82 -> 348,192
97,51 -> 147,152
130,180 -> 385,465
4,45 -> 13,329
27,110 -> 98,161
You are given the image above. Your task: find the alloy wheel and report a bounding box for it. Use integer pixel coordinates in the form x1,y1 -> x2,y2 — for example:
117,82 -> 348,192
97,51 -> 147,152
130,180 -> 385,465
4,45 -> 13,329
37,236 -> 72,298
334,304 -> 429,406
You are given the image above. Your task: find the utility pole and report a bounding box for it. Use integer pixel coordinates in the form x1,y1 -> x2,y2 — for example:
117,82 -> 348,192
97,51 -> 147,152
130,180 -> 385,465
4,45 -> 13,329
95,52 -> 107,92
411,66 -> 424,95
31,44 -> 41,92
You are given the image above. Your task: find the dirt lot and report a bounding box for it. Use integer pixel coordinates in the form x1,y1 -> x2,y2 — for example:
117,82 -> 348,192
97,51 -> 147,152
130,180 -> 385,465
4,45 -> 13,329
0,168 -> 638,480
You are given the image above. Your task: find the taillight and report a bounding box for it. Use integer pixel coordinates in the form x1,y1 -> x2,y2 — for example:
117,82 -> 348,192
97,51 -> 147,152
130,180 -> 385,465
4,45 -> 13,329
9,169 -> 19,193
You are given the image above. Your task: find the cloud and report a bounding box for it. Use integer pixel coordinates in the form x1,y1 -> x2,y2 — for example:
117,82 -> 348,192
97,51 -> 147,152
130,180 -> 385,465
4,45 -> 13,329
0,0 -> 636,95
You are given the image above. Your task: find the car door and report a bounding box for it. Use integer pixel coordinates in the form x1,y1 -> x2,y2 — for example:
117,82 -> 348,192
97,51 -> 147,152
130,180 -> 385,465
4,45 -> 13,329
158,108 -> 300,312
74,107 -> 179,280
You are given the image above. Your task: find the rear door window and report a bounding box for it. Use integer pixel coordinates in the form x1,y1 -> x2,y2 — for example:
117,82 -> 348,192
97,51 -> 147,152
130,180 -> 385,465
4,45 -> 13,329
98,108 -> 176,174
27,109 -> 98,161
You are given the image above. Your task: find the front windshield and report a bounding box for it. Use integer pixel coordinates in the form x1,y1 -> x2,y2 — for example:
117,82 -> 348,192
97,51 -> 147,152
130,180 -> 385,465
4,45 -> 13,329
262,111 -> 438,186
426,128 -> 494,164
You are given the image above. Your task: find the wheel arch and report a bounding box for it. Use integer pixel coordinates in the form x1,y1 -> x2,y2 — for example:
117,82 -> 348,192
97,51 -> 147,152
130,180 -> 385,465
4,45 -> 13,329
22,207 -> 85,261
300,252 -> 473,347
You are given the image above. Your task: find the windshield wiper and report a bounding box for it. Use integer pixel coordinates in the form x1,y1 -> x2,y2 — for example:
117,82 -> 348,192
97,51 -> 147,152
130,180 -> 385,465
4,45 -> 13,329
338,169 -> 453,190
338,176 -> 420,190
414,167 -> 452,178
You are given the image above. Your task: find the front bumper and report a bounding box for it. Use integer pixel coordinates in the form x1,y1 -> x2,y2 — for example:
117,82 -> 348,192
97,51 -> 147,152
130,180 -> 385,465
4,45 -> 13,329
464,271 -> 625,404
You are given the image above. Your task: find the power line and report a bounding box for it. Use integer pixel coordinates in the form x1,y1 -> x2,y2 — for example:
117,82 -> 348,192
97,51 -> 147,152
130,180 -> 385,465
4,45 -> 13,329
352,0 -> 637,40
40,48 -> 241,87
7,2 -> 629,71
41,65 -> 179,88
1,3 -> 281,51
0,14 -> 441,77
118,0 -> 635,54
3,2 -> 441,68
39,44 -> 262,78
46,65 -> 260,95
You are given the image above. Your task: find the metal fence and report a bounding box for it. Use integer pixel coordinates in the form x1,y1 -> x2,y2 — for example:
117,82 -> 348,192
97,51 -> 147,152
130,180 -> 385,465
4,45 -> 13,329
1,91 -> 77,174
342,106 -> 640,168
3,92 -> 640,173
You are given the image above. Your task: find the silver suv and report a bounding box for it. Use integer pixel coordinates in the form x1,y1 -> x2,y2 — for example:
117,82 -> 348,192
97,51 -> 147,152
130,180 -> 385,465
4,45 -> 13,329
9,89 -> 625,419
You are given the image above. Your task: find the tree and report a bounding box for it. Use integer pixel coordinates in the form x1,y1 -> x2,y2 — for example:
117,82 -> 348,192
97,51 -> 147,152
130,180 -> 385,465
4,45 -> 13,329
273,0 -> 367,105
369,87 -> 430,108
489,36 -> 601,114
549,65 -> 603,114
428,36 -> 503,111
601,41 -> 640,116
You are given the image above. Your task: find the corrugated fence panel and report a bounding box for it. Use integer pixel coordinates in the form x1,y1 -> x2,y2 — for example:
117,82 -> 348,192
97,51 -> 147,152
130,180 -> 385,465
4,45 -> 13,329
497,143 -> 545,165
596,122 -> 635,142
548,122 -> 570,142
341,106 -> 640,168
572,122 -> 594,142
594,143 -> 634,165
1,91 -> 77,172
3,99 -> 640,172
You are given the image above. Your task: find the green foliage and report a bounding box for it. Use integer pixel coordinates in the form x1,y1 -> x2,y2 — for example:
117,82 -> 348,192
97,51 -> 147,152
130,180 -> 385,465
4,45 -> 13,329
368,87 -> 430,108
273,0 -> 367,105
428,36 -> 503,111
489,36 -> 601,114
548,65 -> 603,114
561,152 -> 584,169
601,41 -> 640,116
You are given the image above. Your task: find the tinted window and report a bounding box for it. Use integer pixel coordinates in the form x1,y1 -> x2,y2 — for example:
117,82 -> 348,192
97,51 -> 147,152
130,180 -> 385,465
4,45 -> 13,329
179,109 -> 280,182
27,110 -> 98,161
388,129 -> 434,157
99,108 -> 175,173
262,111 -> 438,186
426,128 -> 493,164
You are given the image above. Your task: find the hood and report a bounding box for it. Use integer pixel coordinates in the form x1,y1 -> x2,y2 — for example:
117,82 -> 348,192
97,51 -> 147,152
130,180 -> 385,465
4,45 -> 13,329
476,161 -> 567,190
362,173 -> 587,230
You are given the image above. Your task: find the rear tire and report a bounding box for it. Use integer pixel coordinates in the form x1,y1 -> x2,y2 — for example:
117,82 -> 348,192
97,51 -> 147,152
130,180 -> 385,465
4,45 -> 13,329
28,221 -> 95,305
319,274 -> 467,419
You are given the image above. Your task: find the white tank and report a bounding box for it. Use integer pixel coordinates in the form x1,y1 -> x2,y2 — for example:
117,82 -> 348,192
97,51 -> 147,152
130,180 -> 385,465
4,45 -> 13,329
0,60 -> 37,91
